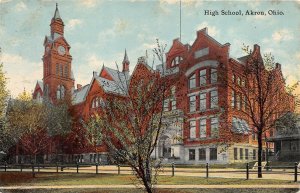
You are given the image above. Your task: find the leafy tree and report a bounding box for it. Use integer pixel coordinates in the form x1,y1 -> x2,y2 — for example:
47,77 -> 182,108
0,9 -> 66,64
5,90 -> 48,163
83,114 -> 103,157
42,97 -> 73,162
0,63 -> 10,154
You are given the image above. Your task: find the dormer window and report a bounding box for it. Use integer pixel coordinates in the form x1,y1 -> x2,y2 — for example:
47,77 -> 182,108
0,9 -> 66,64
171,56 -> 183,67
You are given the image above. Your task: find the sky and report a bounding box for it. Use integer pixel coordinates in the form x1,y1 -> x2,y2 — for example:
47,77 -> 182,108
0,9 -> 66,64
0,0 -> 300,97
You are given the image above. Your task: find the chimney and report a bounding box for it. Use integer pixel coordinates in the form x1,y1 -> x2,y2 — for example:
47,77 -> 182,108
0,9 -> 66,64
77,84 -> 82,90
93,71 -> 97,77
276,63 -> 281,70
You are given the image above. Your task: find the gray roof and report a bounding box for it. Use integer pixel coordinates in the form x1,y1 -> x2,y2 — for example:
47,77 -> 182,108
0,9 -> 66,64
73,84 -> 90,104
45,33 -> 62,43
237,55 -> 249,63
37,80 -> 43,92
103,66 -> 129,91
95,76 -> 127,95
53,4 -> 61,20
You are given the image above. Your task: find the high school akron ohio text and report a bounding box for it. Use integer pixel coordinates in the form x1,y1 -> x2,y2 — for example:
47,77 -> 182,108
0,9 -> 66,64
204,10 -> 284,16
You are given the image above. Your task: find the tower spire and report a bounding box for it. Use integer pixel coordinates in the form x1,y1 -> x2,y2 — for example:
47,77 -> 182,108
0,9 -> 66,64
53,3 -> 61,20
122,49 -> 130,72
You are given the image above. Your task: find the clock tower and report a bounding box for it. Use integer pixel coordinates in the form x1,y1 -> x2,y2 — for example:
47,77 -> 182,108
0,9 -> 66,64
42,3 -> 74,102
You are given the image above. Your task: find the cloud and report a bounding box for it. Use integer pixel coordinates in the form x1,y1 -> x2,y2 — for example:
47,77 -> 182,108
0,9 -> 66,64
196,22 -> 219,37
86,54 -> 102,69
78,0 -> 100,8
272,29 -> 294,42
115,19 -> 129,33
15,1 -> 27,12
1,53 -> 42,97
67,19 -> 83,30
0,0 -> 11,4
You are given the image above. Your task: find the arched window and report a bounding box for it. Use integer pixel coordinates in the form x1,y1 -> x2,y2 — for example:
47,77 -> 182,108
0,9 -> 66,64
171,56 -> 183,67
91,97 -> 105,109
44,84 -> 49,97
57,85 -> 65,99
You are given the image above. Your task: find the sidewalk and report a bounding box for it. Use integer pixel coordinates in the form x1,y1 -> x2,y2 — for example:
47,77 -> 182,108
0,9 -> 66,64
0,184 -> 299,190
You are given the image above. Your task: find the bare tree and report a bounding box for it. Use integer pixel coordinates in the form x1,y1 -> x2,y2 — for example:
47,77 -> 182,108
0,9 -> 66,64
220,44 -> 296,178
83,40 -> 184,193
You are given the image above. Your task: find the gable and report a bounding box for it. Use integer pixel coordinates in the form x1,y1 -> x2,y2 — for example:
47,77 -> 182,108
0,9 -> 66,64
99,68 -> 114,81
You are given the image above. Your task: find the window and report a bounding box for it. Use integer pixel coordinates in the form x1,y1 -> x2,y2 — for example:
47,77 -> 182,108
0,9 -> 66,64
199,149 -> 206,160
189,95 -> 196,112
210,90 -> 218,109
234,148 -> 238,160
210,148 -> 217,160
189,74 -> 196,89
253,149 -> 257,160
232,74 -> 235,83
211,118 -> 219,138
231,90 -> 235,108
200,69 -> 206,86
59,64 -> 63,76
237,77 -> 241,85
245,149 -> 249,160
195,47 -> 209,58
240,148 -> 243,160
64,65 -> 68,78
56,64 -> 59,75
200,119 -> 206,138
171,100 -> 176,110
241,79 -> 245,87
171,86 -> 176,96
44,84 -> 49,97
236,94 -> 240,110
56,85 -> 65,99
210,68 -> 217,84
189,149 -> 195,160
163,100 -> 169,112
171,56 -> 183,67
199,93 -> 206,111
232,117 -> 250,134
189,121 -> 196,139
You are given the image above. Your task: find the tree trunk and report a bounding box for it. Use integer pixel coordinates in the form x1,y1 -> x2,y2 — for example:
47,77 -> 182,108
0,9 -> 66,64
257,130 -> 263,178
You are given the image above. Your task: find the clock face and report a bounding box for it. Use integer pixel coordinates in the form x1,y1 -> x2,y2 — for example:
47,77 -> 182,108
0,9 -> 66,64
58,45 -> 66,55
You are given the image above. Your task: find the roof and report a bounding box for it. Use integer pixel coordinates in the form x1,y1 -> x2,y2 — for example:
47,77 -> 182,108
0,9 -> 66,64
73,84 -> 90,104
53,3 -> 61,20
95,76 -> 127,95
45,33 -> 62,43
237,55 -> 249,63
102,66 -> 129,91
37,80 -> 43,91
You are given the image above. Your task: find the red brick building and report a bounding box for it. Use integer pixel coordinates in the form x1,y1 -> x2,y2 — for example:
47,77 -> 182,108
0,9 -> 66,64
32,6 -> 294,164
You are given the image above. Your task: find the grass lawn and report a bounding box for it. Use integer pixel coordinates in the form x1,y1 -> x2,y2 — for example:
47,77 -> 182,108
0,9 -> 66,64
0,172 -> 298,186
0,188 -> 299,193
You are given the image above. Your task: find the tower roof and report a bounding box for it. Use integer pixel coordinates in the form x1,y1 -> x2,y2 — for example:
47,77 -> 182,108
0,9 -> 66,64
122,49 -> 130,64
53,3 -> 61,20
